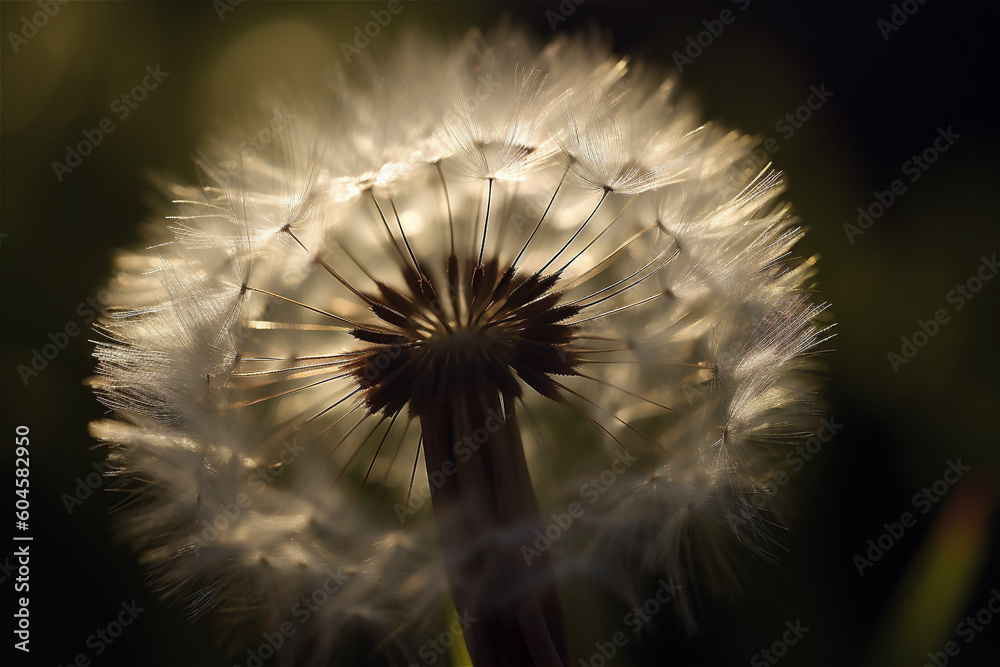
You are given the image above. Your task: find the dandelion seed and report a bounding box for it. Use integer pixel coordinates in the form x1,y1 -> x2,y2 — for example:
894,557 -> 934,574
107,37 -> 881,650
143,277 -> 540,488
90,26 -> 832,666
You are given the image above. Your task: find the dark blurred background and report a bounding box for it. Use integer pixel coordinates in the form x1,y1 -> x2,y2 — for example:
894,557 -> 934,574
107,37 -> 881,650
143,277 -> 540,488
2,2 -> 997,666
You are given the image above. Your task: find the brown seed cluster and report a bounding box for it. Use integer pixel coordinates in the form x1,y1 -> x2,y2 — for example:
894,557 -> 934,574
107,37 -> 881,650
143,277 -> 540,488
347,255 -> 582,416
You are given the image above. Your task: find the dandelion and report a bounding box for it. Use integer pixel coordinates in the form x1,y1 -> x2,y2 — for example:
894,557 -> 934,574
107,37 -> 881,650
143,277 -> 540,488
90,26 -> 832,666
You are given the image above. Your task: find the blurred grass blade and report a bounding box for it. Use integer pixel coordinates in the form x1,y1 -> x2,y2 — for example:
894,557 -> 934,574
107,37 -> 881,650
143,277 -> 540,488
866,471 -> 996,665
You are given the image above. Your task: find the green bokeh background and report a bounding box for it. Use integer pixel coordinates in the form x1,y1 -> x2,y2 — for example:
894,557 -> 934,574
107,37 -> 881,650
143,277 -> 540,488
2,2 -> 997,666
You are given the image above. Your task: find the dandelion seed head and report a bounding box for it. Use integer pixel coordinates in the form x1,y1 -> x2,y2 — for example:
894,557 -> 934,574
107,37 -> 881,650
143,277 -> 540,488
91,24 -> 831,664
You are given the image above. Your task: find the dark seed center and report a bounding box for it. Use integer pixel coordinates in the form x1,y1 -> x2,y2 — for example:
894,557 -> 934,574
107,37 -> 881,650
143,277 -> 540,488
347,256 -> 582,417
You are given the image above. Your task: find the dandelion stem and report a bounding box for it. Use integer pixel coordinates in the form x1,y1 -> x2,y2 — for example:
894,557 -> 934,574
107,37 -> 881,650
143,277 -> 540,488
418,389 -> 570,667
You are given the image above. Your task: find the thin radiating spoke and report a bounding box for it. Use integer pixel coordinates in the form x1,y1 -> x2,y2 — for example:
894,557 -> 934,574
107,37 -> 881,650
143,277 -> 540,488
557,224 -> 660,293
254,387 -> 362,455
555,196 -> 637,276
570,292 -> 666,326
405,435 -> 424,512
226,371 -> 354,408
284,228 -> 387,312
390,197 -> 424,278
434,161 -> 456,256
356,410 -> 402,505
565,246 -> 674,308
478,178 -> 494,266
334,414 -> 394,484
378,416 -> 415,489
246,286 -> 363,328
551,377 -> 666,457
538,189 -> 609,274
243,320 -> 353,333
548,380 -> 658,472
513,163 -> 571,267
368,189 -> 413,269
574,370 -> 677,414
